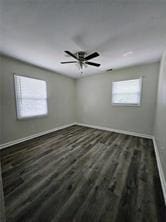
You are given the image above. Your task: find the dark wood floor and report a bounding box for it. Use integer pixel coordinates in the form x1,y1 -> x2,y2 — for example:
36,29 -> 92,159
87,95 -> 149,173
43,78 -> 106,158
0,125 -> 165,222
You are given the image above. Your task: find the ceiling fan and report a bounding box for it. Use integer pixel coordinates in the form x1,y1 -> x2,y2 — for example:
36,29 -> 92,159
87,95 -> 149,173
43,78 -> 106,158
61,51 -> 101,70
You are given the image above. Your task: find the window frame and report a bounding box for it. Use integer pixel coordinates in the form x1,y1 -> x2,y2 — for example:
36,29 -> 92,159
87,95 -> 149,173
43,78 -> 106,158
111,77 -> 143,107
14,74 -> 48,120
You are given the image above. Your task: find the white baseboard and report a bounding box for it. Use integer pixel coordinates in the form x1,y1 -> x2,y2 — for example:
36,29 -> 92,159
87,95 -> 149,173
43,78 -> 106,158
75,122 -> 153,139
0,122 -> 153,150
0,123 -> 76,150
152,137 -> 166,205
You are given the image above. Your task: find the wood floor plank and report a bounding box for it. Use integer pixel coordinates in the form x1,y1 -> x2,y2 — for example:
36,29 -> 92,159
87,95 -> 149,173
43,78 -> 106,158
0,125 -> 165,222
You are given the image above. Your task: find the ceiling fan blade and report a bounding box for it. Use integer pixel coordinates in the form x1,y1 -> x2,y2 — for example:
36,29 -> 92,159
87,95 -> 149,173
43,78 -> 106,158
64,51 -> 78,60
85,62 -> 101,67
84,52 -> 100,60
61,61 -> 77,64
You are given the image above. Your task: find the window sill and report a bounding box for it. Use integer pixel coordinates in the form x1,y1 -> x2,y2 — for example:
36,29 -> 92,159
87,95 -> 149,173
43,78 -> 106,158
112,103 -> 141,107
16,114 -> 48,120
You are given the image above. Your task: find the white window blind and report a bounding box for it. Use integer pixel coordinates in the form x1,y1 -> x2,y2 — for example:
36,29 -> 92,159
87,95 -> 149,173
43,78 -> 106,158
14,75 -> 48,119
112,78 -> 142,105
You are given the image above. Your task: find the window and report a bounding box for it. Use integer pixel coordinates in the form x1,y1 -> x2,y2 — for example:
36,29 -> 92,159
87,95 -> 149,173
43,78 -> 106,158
14,75 -> 48,119
112,78 -> 142,106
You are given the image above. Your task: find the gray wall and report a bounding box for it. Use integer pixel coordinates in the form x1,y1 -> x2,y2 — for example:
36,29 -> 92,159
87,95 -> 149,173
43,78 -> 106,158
154,53 -> 166,185
0,56 -> 76,144
0,57 -> 2,143
76,63 -> 159,135
0,57 -> 160,145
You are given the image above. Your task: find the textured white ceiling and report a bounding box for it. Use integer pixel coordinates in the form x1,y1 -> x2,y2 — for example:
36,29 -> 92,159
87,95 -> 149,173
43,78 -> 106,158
1,0 -> 166,78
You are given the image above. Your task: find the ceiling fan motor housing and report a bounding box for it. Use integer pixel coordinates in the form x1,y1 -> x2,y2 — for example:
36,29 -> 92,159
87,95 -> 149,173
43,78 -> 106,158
77,51 -> 87,61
